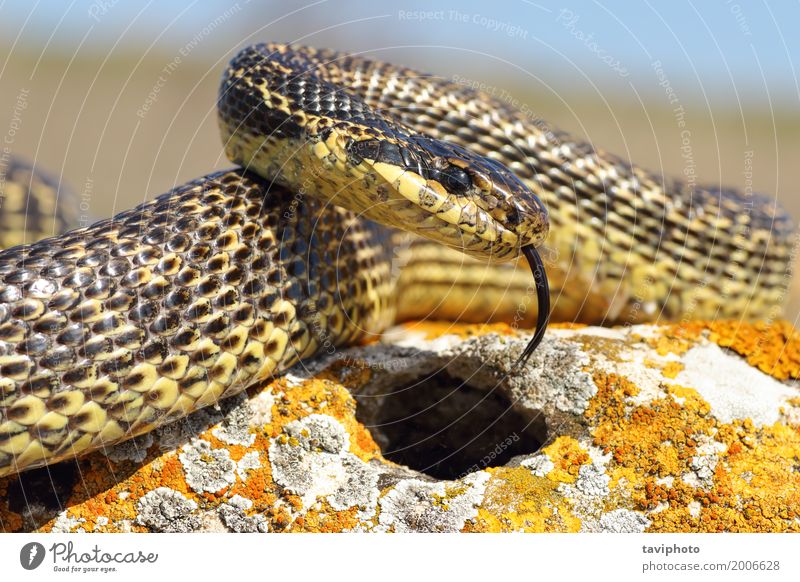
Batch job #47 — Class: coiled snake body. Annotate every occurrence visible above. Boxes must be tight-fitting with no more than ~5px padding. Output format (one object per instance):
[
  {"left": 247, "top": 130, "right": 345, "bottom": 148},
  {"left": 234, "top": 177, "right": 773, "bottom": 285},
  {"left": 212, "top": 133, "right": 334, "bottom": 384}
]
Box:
[{"left": 0, "top": 43, "right": 794, "bottom": 477}]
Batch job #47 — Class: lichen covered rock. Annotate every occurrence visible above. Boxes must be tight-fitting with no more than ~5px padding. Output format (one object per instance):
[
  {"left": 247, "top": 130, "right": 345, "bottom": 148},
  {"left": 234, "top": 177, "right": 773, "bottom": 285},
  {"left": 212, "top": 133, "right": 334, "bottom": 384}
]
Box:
[{"left": 1, "top": 320, "right": 799, "bottom": 533}]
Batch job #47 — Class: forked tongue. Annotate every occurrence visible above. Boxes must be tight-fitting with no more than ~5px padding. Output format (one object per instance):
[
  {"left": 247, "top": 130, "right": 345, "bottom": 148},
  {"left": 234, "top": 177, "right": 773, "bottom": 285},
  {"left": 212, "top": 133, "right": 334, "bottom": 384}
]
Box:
[{"left": 515, "top": 245, "right": 550, "bottom": 367}]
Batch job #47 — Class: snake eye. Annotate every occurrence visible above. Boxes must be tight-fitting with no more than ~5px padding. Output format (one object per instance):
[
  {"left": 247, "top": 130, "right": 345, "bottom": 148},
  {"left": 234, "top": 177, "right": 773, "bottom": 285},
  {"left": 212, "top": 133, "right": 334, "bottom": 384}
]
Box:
[{"left": 441, "top": 166, "right": 471, "bottom": 194}]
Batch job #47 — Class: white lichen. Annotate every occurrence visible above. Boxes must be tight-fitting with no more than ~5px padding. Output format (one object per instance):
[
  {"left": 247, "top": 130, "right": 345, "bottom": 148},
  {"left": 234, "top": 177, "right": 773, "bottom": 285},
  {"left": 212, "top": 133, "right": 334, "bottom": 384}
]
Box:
[
  {"left": 236, "top": 451, "right": 262, "bottom": 480},
  {"left": 521, "top": 454, "right": 555, "bottom": 477},
  {"left": 136, "top": 487, "right": 199, "bottom": 533},
  {"left": 179, "top": 439, "right": 236, "bottom": 494},
  {"left": 211, "top": 395, "right": 255, "bottom": 446},
  {"left": 575, "top": 463, "right": 611, "bottom": 497},
  {"left": 599, "top": 509, "right": 651, "bottom": 533},
  {"left": 377, "top": 472, "right": 490, "bottom": 533},
  {"left": 218, "top": 495, "right": 269, "bottom": 533},
  {"left": 104, "top": 432, "right": 154, "bottom": 464},
  {"left": 268, "top": 414, "right": 379, "bottom": 515}
]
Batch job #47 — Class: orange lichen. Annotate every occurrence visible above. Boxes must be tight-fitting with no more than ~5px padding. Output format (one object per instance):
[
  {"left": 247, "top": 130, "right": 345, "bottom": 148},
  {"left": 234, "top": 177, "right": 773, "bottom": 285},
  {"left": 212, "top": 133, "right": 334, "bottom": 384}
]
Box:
[
  {"left": 646, "top": 322, "right": 707, "bottom": 356},
  {"left": 399, "top": 320, "right": 586, "bottom": 341},
  {"left": 592, "top": 377, "right": 707, "bottom": 481},
  {"left": 706, "top": 320, "right": 800, "bottom": 381},
  {"left": 471, "top": 466, "right": 580, "bottom": 532},
  {"left": 400, "top": 321, "right": 520, "bottom": 340},
  {"left": 662, "top": 361, "right": 685, "bottom": 379},
  {"left": 585, "top": 373, "right": 640, "bottom": 429},
  {"left": 3, "top": 319, "right": 800, "bottom": 533},
  {"left": 655, "top": 320, "right": 800, "bottom": 381},
  {"left": 539, "top": 436, "right": 591, "bottom": 483},
  {"left": 0, "top": 369, "right": 379, "bottom": 532},
  {"left": 586, "top": 362, "right": 800, "bottom": 532}
]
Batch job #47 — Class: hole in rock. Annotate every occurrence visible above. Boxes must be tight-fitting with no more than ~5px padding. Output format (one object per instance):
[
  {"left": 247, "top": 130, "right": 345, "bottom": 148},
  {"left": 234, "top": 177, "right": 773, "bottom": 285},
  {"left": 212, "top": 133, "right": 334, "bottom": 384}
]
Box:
[
  {"left": 8, "top": 460, "right": 79, "bottom": 516},
  {"left": 355, "top": 369, "right": 546, "bottom": 480}
]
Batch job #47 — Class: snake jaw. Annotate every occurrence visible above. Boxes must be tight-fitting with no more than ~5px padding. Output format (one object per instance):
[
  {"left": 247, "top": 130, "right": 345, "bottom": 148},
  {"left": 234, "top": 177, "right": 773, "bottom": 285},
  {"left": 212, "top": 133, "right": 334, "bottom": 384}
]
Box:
[
  {"left": 465, "top": 156, "right": 550, "bottom": 250},
  {"left": 349, "top": 139, "right": 550, "bottom": 260},
  {"left": 418, "top": 140, "right": 551, "bottom": 255}
]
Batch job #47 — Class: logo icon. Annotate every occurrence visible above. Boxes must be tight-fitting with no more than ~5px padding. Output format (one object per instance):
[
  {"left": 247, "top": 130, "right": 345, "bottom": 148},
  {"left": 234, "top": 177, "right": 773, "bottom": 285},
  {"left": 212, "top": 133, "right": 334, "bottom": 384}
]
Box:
[{"left": 19, "top": 542, "right": 46, "bottom": 570}]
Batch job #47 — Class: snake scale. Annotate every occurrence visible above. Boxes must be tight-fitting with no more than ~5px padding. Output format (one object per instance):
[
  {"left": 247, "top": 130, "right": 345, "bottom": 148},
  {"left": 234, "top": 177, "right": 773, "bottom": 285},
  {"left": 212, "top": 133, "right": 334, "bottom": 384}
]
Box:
[{"left": 0, "top": 43, "right": 794, "bottom": 478}]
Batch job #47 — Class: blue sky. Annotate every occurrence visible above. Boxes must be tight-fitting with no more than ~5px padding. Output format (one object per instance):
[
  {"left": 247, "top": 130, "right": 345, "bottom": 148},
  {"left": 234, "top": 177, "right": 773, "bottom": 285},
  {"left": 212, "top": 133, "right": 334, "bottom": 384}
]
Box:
[{"left": 2, "top": 0, "right": 798, "bottom": 107}]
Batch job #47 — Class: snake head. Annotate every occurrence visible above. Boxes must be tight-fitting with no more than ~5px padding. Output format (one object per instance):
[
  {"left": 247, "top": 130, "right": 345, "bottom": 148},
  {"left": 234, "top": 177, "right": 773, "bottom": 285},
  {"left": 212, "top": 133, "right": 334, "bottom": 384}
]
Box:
[{"left": 348, "top": 135, "right": 549, "bottom": 261}]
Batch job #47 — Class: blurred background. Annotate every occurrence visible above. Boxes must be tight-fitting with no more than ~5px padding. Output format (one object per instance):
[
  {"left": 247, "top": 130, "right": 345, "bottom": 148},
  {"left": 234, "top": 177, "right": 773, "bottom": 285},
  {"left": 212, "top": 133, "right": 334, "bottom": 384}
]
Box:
[{"left": 1, "top": 0, "right": 799, "bottom": 312}]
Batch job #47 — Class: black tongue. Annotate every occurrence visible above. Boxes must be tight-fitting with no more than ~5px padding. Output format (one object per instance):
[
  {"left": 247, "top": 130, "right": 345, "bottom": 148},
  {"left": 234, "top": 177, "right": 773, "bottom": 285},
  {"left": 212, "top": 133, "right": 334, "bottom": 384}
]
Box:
[{"left": 515, "top": 245, "right": 551, "bottom": 367}]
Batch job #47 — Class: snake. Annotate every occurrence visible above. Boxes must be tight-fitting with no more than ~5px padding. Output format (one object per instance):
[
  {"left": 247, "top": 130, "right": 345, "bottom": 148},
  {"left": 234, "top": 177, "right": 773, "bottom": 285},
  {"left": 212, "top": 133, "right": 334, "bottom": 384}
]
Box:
[{"left": 0, "top": 43, "right": 794, "bottom": 478}]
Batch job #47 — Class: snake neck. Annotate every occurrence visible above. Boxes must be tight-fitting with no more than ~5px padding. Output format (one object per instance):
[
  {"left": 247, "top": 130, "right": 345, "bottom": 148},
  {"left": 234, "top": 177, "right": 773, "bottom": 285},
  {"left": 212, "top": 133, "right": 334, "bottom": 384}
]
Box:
[{"left": 218, "top": 44, "right": 549, "bottom": 262}]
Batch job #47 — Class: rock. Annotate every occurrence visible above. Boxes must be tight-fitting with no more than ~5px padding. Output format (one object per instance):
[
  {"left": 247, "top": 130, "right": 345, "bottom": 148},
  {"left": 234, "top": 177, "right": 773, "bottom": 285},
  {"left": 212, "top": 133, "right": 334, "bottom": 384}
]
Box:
[
  {"left": 135, "top": 488, "right": 200, "bottom": 533},
  {"left": 1, "top": 320, "right": 799, "bottom": 532}
]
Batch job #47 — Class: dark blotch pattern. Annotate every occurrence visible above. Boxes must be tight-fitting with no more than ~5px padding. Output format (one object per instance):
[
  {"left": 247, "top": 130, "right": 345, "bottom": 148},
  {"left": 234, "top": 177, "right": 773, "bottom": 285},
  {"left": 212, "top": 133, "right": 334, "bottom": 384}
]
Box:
[{"left": 0, "top": 169, "right": 395, "bottom": 477}]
